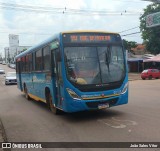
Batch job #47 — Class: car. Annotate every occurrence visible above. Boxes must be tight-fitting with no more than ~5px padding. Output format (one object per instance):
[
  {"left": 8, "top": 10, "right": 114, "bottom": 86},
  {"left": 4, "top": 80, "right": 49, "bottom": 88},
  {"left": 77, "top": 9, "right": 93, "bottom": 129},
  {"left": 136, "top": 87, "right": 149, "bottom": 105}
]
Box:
[
  {"left": 2, "top": 61, "right": 6, "bottom": 65},
  {"left": 0, "top": 68, "right": 5, "bottom": 74},
  {"left": 9, "top": 64, "right": 16, "bottom": 69},
  {"left": 141, "top": 69, "right": 160, "bottom": 80},
  {"left": 5, "top": 72, "right": 17, "bottom": 85}
]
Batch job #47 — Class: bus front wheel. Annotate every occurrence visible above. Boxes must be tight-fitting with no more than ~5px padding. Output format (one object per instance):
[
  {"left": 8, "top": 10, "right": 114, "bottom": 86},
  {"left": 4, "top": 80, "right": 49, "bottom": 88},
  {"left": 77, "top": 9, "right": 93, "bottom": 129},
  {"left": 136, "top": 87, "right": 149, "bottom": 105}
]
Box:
[{"left": 47, "top": 93, "right": 60, "bottom": 115}]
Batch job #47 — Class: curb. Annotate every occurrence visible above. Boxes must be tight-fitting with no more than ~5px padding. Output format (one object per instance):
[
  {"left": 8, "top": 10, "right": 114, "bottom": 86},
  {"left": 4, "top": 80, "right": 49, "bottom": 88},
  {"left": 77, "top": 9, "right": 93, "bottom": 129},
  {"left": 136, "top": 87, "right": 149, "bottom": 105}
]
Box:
[
  {"left": 0, "top": 118, "right": 11, "bottom": 151},
  {"left": 128, "top": 73, "right": 141, "bottom": 81},
  {"left": 129, "top": 79, "right": 141, "bottom": 81}
]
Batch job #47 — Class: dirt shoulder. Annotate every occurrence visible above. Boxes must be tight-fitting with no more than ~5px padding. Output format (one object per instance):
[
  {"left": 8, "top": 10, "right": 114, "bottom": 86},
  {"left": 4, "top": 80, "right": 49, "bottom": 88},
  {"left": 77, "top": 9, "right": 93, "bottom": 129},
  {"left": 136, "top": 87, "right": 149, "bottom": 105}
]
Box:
[{"left": 0, "top": 118, "right": 9, "bottom": 150}]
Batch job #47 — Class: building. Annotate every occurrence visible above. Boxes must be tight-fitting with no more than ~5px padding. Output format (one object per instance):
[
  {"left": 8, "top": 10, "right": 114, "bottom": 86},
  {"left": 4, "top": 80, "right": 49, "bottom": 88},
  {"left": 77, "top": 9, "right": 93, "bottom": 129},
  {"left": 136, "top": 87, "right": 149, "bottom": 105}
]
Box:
[
  {"left": 9, "top": 46, "right": 31, "bottom": 63},
  {"left": 131, "top": 44, "right": 147, "bottom": 55},
  {"left": 143, "top": 54, "right": 160, "bottom": 70},
  {"left": 4, "top": 34, "right": 31, "bottom": 63},
  {"left": 4, "top": 47, "right": 9, "bottom": 63},
  {"left": 17, "top": 46, "right": 31, "bottom": 54},
  {"left": 5, "top": 46, "right": 31, "bottom": 63},
  {"left": 127, "top": 44, "right": 156, "bottom": 72}
]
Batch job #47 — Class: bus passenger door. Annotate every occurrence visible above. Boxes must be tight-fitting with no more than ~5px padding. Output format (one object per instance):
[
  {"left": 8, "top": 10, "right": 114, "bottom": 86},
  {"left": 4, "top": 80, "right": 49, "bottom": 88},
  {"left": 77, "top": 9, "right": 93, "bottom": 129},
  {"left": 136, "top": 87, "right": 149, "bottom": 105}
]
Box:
[{"left": 51, "top": 49, "right": 63, "bottom": 108}]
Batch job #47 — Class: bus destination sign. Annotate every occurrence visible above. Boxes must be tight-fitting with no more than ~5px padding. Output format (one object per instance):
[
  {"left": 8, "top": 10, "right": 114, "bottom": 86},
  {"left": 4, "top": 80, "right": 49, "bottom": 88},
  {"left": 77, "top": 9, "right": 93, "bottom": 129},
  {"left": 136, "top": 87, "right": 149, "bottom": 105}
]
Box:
[
  {"left": 62, "top": 33, "right": 121, "bottom": 44},
  {"left": 70, "top": 35, "right": 111, "bottom": 42}
]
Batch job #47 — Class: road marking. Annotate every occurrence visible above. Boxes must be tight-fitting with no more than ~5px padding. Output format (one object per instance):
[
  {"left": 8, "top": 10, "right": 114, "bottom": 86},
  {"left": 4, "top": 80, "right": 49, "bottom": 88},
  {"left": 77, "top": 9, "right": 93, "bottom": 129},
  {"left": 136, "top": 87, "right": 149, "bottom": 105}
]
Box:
[
  {"left": 112, "top": 117, "right": 137, "bottom": 126},
  {"left": 98, "top": 119, "right": 126, "bottom": 128},
  {"left": 98, "top": 117, "right": 138, "bottom": 129}
]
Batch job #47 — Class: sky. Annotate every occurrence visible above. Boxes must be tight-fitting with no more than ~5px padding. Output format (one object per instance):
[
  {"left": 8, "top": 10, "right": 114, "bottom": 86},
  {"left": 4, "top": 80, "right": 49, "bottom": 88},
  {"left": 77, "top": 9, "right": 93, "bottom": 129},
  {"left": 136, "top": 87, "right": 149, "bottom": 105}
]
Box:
[{"left": 0, "top": 0, "right": 152, "bottom": 57}]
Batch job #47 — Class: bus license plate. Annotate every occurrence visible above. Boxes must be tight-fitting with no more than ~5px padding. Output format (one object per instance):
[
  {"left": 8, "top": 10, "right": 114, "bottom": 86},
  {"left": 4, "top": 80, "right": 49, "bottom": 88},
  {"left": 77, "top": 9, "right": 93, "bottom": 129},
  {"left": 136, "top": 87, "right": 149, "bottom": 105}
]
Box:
[{"left": 98, "top": 103, "right": 109, "bottom": 109}]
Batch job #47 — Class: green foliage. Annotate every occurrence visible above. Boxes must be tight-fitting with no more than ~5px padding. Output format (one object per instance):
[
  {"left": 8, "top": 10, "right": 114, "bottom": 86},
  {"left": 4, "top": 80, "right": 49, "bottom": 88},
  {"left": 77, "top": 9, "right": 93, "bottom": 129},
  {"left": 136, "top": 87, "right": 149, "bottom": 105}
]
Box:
[
  {"left": 140, "top": 3, "right": 160, "bottom": 55},
  {"left": 22, "top": 48, "right": 27, "bottom": 52},
  {"left": 123, "top": 39, "right": 137, "bottom": 54}
]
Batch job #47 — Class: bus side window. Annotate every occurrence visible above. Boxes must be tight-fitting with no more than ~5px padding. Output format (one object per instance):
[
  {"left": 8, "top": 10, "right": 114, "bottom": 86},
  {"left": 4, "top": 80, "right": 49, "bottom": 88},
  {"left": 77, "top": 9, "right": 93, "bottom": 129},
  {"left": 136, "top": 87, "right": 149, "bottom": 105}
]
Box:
[
  {"left": 43, "top": 46, "right": 50, "bottom": 71},
  {"left": 35, "top": 49, "right": 42, "bottom": 71},
  {"left": 51, "top": 50, "right": 56, "bottom": 76}
]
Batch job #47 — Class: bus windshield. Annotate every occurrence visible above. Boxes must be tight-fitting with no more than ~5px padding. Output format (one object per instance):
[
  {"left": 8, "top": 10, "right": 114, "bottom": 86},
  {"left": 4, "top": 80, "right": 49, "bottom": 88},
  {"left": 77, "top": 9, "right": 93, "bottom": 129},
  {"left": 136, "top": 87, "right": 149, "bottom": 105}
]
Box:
[{"left": 64, "top": 46, "right": 125, "bottom": 85}]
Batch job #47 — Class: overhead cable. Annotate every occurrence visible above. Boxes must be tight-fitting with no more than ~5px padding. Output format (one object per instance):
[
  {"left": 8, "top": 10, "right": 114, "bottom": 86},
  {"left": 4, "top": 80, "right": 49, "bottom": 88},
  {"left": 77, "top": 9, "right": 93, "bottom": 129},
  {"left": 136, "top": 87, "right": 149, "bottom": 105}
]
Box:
[
  {"left": 121, "top": 31, "right": 141, "bottom": 36},
  {"left": 119, "top": 26, "right": 140, "bottom": 33},
  {"left": 0, "top": 2, "right": 143, "bottom": 16}
]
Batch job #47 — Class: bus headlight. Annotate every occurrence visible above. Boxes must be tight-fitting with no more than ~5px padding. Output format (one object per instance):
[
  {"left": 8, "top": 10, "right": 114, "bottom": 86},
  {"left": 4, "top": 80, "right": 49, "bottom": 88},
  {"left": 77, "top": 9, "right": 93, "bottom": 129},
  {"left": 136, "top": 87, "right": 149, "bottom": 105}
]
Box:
[
  {"left": 121, "top": 82, "right": 128, "bottom": 94},
  {"left": 66, "top": 88, "right": 82, "bottom": 100}
]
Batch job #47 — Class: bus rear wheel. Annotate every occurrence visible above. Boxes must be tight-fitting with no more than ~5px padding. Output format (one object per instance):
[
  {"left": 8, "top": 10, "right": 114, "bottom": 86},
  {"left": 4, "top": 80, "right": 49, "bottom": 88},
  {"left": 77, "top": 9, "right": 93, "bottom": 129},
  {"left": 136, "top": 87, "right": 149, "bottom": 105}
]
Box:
[
  {"left": 24, "top": 86, "right": 30, "bottom": 100},
  {"left": 48, "top": 93, "right": 60, "bottom": 115}
]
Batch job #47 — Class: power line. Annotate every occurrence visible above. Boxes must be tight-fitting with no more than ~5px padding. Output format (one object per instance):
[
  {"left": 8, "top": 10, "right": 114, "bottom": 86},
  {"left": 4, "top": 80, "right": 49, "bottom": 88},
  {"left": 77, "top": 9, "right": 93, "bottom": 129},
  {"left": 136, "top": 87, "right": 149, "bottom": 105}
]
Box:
[
  {"left": 0, "top": 0, "right": 150, "bottom": 6},
  {"left": 119, "top": 26, "right": 140, "bottom": 33},
  {"left": 0, "top": 31, "right": 52, "bottom": 35},
  {"left": 0, "top": 2, "right": 143, "bottom": 16},
  {"left": 0, "top": 2, "right": 64, "bottom": 11},
  {"left": 112, "top": 0, "right": 150, "bottom": 2},
  {"left": 121, "top": 31, "right": 141, "bottom": 36}
]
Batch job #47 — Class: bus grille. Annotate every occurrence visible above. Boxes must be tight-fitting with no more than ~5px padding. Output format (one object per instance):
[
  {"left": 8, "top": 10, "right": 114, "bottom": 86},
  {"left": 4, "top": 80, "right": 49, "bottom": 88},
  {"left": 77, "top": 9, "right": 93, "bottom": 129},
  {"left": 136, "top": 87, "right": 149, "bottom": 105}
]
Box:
[{"left": 85, "top": 98, "right": 118, "bottom": 108}]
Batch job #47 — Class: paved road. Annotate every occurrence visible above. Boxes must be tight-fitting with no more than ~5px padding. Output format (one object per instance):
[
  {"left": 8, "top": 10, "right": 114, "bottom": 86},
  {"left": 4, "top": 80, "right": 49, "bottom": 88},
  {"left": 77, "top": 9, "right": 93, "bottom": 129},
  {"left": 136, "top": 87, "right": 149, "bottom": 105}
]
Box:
[{"left": 0, "top": 64, "right": 160, "bottom": 151}]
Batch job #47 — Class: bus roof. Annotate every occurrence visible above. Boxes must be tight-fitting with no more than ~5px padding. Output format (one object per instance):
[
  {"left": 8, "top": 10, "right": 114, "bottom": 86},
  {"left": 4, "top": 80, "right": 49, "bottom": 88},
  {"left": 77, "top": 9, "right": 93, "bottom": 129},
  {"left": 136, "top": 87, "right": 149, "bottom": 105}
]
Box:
[
  {"left": 15, "top": 34, "right": 59, "bottom": 59},
  {"left": 15, "top": 30, "right": 120, "bottom": 59},
  {"left": 61, "top": 30, "right": 119, "bottom": 35}
]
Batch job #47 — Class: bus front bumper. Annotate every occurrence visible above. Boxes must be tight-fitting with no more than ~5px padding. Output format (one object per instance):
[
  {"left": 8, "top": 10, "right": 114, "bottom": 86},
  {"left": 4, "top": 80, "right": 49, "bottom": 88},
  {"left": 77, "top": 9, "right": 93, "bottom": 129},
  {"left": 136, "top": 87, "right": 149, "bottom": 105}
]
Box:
[{"left": 64, "top": 93, "right": 128, "bottom": 113}]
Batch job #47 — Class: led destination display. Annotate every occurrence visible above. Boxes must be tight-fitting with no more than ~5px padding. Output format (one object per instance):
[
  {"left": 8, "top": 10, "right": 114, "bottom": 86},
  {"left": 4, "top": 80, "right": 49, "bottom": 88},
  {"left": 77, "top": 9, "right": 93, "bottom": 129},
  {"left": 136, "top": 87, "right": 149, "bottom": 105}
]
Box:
[{"left": 62, "top": 33, "right": 121, "bottom": 44}]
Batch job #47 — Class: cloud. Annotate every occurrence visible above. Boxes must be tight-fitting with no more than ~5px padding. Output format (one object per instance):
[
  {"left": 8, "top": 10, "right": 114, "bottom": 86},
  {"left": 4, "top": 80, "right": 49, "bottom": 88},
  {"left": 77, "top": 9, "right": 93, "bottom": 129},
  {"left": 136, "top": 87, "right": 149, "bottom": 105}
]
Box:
[{"left": 0, "top": 0, "right": 152, "bottom": 56}]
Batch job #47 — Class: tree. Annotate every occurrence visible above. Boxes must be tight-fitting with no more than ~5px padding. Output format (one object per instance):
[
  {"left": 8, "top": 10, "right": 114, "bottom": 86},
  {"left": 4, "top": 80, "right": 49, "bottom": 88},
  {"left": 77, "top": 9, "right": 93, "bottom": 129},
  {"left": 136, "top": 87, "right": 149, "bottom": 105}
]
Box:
[
  {"left": 123, "top": 39, "right": 137, "bottom": 54},
  {"left": 23, "top": 48, "right": 27, "bottom": 51},
  {"left": 140, "top": 3, "right": 160, "bottom": 55}
]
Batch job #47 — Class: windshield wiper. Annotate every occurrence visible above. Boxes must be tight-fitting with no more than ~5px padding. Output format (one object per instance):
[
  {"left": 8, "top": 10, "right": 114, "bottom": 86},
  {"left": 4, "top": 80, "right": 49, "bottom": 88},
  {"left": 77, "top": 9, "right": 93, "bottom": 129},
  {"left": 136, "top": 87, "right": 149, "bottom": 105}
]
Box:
[{"left": 105, "top": 47, "right": 111, "bottom": 72}]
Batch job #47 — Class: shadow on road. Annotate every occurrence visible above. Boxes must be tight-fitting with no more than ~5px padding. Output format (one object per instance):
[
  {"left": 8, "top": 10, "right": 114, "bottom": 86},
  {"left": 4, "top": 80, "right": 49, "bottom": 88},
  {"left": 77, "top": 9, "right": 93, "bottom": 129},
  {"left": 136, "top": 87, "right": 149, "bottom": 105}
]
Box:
[
  {"left": 63, "top": 109, "right": 126, "bottom": 123},
  {"left": 23, "top": 95, "right": 126, "bottom": 123}
]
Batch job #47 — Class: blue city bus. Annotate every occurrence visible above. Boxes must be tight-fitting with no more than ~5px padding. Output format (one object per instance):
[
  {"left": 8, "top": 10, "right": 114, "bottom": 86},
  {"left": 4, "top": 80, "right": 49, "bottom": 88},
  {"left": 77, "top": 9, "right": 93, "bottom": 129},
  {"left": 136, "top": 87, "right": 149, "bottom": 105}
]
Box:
[{"left": 15, "top": 31, "right": 128, "bottom": 114}]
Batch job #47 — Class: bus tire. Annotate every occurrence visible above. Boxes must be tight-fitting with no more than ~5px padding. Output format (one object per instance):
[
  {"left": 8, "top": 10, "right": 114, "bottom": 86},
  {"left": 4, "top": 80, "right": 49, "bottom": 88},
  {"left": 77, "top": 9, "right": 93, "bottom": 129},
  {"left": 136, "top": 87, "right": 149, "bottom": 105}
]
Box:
[
  {"left": 24, "top": 85, "right": 30, "bottom": 100},
  {"left": 47, "top": 93, "right": 60, "bottom": 115}
]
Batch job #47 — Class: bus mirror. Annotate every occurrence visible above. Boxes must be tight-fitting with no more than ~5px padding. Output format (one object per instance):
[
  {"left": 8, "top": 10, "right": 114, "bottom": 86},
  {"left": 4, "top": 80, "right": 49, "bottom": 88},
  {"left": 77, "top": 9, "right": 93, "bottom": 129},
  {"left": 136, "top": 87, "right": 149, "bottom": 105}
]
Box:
[{"left": 50, "top": 41, "right": 59, "bottom": 50}]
